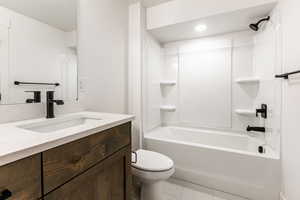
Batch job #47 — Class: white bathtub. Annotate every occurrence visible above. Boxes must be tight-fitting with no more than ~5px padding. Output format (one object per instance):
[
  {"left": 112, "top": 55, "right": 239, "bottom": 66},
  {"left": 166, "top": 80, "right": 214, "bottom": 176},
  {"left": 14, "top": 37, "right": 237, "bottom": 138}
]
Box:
[{"left": 144, "top": 126, "right": 280, "bottom": 200}]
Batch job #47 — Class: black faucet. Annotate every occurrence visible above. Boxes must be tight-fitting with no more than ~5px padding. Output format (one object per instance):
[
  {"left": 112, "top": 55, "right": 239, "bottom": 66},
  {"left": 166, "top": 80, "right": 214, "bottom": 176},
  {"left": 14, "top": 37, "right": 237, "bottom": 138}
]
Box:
[
  {"left": 247, "top": 126, "right": 266, "bottom": 133},
  {"left": 256, "top": 104, "right": 267, "bottom": 119},
  {"left": 25, "top": 91, "right": 41, "bottom": 103},
  {"left": 46, "top": 91, "right": 64, "bottom": 119}
]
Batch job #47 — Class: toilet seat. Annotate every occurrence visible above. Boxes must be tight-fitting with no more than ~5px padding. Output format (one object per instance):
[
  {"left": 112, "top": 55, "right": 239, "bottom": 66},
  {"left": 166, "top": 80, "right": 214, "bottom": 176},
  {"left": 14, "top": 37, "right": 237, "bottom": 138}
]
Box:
[
  {"left": 131, "top": 150, "right": 175, "bottom": 198},
  {"left": 132, "top": 149, "right": 174, "bottom": 172}
]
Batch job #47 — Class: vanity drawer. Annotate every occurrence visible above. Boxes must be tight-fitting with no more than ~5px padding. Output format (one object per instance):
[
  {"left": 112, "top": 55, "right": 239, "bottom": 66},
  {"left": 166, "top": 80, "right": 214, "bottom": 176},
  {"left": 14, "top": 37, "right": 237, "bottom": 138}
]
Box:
[
  {"left": 0, "top": 154, "right": 42, "bottom": 200},
  {"left": 43, "top": 122, "right": 131, "bottom": 194},
  {"left": 43, "top": 146, "right": 131, "bottom": 200}
]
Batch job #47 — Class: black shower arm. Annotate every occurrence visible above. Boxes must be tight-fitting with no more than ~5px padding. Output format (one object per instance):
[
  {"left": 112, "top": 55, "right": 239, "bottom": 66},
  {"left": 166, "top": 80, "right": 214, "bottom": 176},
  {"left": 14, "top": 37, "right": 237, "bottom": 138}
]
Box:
[
  {"left": 256, "top": 16, "right": 271, "bottom": 25},
  {"left": 275, "top": 70, "right": 300, "bottom": 79}
]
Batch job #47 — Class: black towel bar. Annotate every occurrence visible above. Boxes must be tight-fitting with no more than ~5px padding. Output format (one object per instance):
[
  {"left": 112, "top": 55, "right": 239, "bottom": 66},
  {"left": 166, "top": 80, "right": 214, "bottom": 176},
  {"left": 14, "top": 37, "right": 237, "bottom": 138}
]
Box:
[
  {"left": 14, "top": 81, "right": 60, "bottom": 86},
  {"left": 275, "top": 70, "right": 300, "bottom": 79}
]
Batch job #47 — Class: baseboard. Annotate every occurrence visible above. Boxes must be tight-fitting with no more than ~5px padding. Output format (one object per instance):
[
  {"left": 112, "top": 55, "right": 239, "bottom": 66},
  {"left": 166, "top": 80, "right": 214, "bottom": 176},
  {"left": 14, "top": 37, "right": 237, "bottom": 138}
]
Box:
[{"left": 280, "top": 192, "right": 287, "bottom": 200}]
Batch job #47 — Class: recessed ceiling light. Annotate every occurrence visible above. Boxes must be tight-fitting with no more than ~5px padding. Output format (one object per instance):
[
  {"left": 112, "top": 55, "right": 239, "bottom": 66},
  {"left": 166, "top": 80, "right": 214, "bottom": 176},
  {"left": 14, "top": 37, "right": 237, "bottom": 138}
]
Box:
[{"left": 194, "top": 24, "right": 207, "bottom": 32}]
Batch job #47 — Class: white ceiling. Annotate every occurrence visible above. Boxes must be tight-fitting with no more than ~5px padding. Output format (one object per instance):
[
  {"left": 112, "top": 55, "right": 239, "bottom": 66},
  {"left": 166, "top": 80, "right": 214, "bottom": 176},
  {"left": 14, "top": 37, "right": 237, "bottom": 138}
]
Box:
[
  {"left": 0, "top": 0, "right": 77, "bottom": 31},
  {"left": 149, "top": 3, "right": 276, "bottom": 43},
  {"left": 0, "top": 0, "right": 171, "bottom": 31}
]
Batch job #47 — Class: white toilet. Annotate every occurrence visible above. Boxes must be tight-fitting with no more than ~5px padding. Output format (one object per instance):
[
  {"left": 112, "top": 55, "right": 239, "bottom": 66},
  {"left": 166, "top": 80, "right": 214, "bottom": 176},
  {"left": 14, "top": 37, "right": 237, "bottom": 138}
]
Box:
[{"left": 132, "top": 149, "right": 175, "bottom": 200}]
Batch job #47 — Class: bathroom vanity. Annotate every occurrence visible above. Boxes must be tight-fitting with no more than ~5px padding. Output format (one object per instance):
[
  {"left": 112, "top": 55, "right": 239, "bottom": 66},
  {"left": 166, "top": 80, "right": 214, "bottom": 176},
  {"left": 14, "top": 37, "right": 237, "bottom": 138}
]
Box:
[{"left": 0, "top": 112, "right": 134, "bottom": 200}]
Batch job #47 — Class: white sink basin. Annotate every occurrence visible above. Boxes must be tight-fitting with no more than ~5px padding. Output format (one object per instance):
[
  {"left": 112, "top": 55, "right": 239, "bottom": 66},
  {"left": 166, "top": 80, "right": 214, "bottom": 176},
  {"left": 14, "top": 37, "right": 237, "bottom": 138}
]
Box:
[{"left": 18, "top": 116, "right": 102, "bottom": 133}]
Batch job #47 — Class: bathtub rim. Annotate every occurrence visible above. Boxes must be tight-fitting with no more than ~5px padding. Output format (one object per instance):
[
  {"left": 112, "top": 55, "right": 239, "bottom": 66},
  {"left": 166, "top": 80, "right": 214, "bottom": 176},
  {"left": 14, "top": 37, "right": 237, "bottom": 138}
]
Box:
[{"left": 144, "top": 126, "right": 280, "bottom": 160}]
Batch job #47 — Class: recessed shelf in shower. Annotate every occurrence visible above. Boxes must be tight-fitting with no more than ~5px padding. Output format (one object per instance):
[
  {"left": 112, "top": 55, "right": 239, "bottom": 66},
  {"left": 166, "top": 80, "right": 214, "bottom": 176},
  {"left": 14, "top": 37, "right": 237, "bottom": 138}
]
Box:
[
  {"left": 235, "top": 77, "right": 260, "bottom": 84},
  {"left": 160, "top": 105, "right": 176, "bottom": 112},
  {"left": 235, "top": 109, "right": 256, "bottom": 116},
  {"left": 160, "top": 81, "right": 177, "bottom": 86}
]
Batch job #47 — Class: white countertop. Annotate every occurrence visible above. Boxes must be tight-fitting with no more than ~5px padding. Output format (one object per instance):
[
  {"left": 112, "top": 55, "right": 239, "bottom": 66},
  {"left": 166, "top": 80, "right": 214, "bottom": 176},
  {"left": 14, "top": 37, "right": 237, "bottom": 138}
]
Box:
[{"left": 0, "top": 112, "right": 134, "bottom": 167}]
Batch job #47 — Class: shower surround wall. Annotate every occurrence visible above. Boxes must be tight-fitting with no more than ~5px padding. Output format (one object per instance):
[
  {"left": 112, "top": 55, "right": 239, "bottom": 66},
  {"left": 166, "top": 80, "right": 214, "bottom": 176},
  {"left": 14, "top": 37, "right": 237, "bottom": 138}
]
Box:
[
  {"left": 163, "top": 39, "right": 233, "bottom": 129},
  {"left": 144, "top": 29, "right": 281, "bottom": 155},
  {"left": 143, "top": 32, "right": 163, "bottom": 131},
  {"left": 252, "top": 7, "right": 282, "bottom": 153},
  {"left": 144, "top": 31, "right": 257, "bottom": 131}
]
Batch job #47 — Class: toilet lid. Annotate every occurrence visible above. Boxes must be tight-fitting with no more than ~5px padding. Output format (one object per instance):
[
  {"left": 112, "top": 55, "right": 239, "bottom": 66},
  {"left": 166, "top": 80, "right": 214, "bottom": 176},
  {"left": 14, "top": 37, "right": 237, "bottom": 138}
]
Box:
[{"left": 132, "top": 150, "right": 174, "bottom": 172}]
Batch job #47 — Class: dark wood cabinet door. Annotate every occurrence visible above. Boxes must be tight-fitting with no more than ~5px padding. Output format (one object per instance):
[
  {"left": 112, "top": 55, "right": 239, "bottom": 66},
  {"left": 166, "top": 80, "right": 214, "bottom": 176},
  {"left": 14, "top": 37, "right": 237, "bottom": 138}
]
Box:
[
  {"left": 0, "top": 154, "right": 42, "bottom": 200},
  {"left": 43, "top": 123, "right": 131, "bottom": 193},
  {"left": 44, "top": 146, "right": 132, "bottom": 200}
]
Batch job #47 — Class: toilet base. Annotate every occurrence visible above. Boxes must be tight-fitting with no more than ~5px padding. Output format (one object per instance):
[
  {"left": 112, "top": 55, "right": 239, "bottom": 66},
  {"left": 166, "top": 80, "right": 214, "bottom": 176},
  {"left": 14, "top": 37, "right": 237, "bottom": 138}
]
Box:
[{"left": 141, "top": 181, "right": 163, "bottom": 200}]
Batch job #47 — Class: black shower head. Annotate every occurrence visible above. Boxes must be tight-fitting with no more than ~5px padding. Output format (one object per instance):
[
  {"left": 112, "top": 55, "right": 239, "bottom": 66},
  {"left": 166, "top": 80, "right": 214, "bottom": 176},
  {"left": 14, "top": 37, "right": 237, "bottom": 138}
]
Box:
[
  {"left": 249, "top": 23, "right": 259, "bottom": 31},
  {"left": 249, "top": 16, "right": 270, "bottom": 31}
]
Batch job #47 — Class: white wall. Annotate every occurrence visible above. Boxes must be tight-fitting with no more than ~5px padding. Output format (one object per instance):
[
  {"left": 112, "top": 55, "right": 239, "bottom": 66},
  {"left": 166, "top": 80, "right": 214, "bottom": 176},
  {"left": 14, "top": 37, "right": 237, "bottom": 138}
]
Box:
[
  {"left": 78, "top": 0, "right": 128, "bottom": 114},
  {"left": 280, "top": 0, "right": 300, "bottom": 199},
  {"left": 147, "top": 0, "right": 278, "bottom": 30},
  {"left": 65, "top": 30, "right": 77, "bottom": 48},
  {"left": 128, "top": 2, "right": 144, "bottom": 150}
]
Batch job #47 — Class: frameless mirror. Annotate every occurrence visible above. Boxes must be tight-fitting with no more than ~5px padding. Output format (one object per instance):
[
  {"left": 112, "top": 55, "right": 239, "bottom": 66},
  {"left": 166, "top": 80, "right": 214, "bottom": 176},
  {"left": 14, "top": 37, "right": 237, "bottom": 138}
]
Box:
[{"left": 0, "top": 0, "right": 78, "bottom": 105}]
